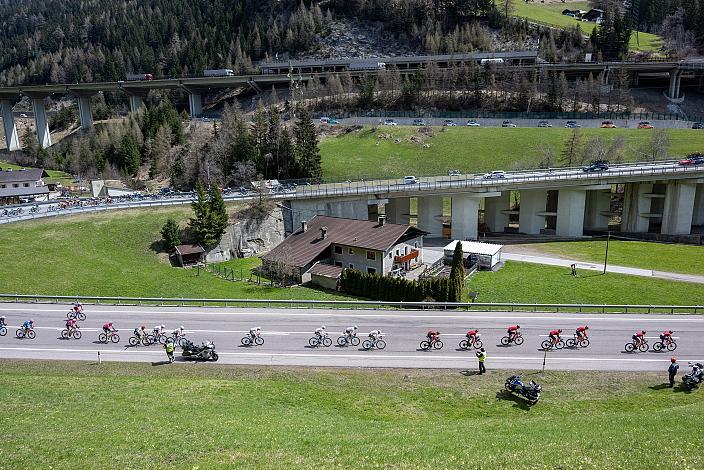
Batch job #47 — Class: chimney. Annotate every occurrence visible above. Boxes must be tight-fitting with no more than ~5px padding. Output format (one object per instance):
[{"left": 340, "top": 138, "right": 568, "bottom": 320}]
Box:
[
  {"left": 320, "top": 226, "right": 328, "bottom": 239},
  {"left": 378, "top": 215, "right": 386, "bottom": 226},
  {"left": 301, "top": 220, "right": 307, "bottom": 232}
]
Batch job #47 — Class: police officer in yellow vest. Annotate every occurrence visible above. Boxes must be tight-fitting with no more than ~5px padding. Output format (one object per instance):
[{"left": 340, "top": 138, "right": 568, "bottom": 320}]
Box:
[
  {"left": 164, "top": 338, "right": 176, "bottom": 363},
  {"left": 476, "top": 348, "right": 487, "bottom": 375}
]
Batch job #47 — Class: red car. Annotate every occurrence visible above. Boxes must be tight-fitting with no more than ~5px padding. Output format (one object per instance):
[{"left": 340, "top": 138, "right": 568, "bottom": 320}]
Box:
[{"left": 678, "top": 155, "right": 704, "bottom": 166}]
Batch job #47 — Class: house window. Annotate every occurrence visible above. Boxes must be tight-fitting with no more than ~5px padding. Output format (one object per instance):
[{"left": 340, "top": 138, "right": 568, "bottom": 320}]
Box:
[
  {"left": 395, "top": 249, "right": 399, "bottom": 256},
  {"left": 366, "top": 251, "right": 376, "bottom": 260},
  {"left": 23, "top": 183, "right": 29, "bottom": 187},
  {"left": 367, "top": 267, "right": 377, "bottom": 274},
  {"left": 335, "top": 261, "right": 342, "bottom": 267},
  {"left": 388, "top": 252, "right": 392, "bottom": 258},
  {"left": 0, "top": 184, "right": 5, "bottom": 188},
  {"left": 13, "top": 183, "right": 18, "bottom": 188},
  {"left": 334, "top": 246, "right": 342, "bottom": 254},
  {"left": 349, "top": 263, "right": 354, "bottom": 269},
  {"left": 414, "top": 242, "right": 418, "bottom": 248},
  {"left": 348, "top": 248, "right": 354, "bottom": 255}
]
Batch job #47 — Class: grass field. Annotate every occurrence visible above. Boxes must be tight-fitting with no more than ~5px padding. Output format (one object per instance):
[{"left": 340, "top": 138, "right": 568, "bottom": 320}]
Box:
[
  {"left": 0, "top": 207, "right": 347, "bottom": 301},
  {"left": 514, "top": 240, "right": 704, "bottom": 276},
  {"left": 318, "top": 127, "right": 704, "bottom": 180},
  {"left": 0, "top": 361, "right": 701, "bottom": 468},
  {"left": 512, "top": 1, "right": 662, "bottom": 52},
  {"left": 466, "top": 261, "right": 704, "bottom": 305}
]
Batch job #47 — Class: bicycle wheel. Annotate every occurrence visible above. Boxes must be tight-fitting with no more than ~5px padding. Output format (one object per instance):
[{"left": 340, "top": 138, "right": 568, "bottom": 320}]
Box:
[
  {"left": 350, "top": 336, "right": 360, "bottom": 346},
  {"left": 322, "top": 337, "right": 332, "bottom": 347},
  {"left": 111, "top": 334, "right": 120, "bottom": 343},
  {"left": 0, "top": 327, "right": 6, "bottom": 336},
  {"left": 580, "top": 339, "right": 590, "bottom": 348},
  {"left": 459, "top": 339, "right": 469, "bottom": 350},
  {"left": 376, "top": 339, "right": 386, "bottom": 350},
  {"left": 556, "top": 340, "right": 565, "bottom": 350},
  {"left": 241, "top": 336, "right": 251, "bottom": 346},
  {"left": 61, "top": 329, "right": 70, "bottom": 339},
  {"left": 514, "top": 336, "right": 524, "bottom": 345},
  {"left": 541, "top": 340, "right": 552, "bottom": 350},
  {"left": 337, "top": 336, "right": 348, "bottom": 346},
  {"left": 77, "top": 312, "right": 86, "bottom": 321},
  {"left": 474, "top": 339, "right": 483, "bottom": 349},
  {"left": 667, "top": 342, "right": 677, "bottom": 351},
  {"left": 159, "top": 335, "right": 167, "bottom": 345},
  {"left": 500, "top": 336, "right": 510, "bottom": 346},
  {"left": 15, "top": 329, "right": 24, "bottom": 339},
  {"left": 434, "top": 340, "right": 443, "bottom": 350},
  {"left": 27, "top": 330, "right": 36, "bottom": 339},
  {"left": 129, "top": 337, "right": 138, "bottom": 346},
  {"left": 420, "top": 340, "right": 430, "bottom": 351},
  {"left": 362, "top": 340, "right": 372, "bottom": 349},
  {"left": 624, "top": 342, "right": 634, "bottom": 353},
  {"left": 255, "top": 336, "right": 264, "bottom": 346},
  {"left": 565, "top": 338, "right": 576, "bottom": 348},
  {"left": 98, "top": 333, "right": 107, "bottom": 343},
  {"left": 639, "top": 342, "right": 649, "bottom": 352},
  {"left": 67, "top": 311, "right": 76, "bottom": 320},
  {"left": 74, "top": 330, "right": 82, "bottom": 340},
  {"left": 309, "top": 337, "right": 319, "bottom": 347},
  {"left": 142, "top": 337, "right": 151, "bottom": 346},
  {"left": 653, "top": 342, "right": 663, "bottom": 352}
]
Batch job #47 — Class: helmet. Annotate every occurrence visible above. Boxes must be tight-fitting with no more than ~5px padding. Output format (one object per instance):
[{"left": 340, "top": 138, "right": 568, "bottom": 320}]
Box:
[
  {"left": 353, "top": 325, "right": 358, "bottom": 330},
  {"left": 161, "top": 324, "right": 165, "bottom": 329},
  {"left": 321, "top": 325, "right": 326, "bottom": 329},
  {"left": 643, "top": 330, "right": 646, "bottom": 334},
  {"left": 671, "top": 357, "right": 677, "bottom": 363},
  {"left": 256, "top": 326, "right": 261, "bottom": 330},
  {"left": 141, "top": 325, "right": 146, "bottom": 329},
  {"left": 180, "top": 325, "right": 184, "bottom": 330},
  {"left": 558, "top": 329, "right": 562, "bottom": 333},
  {"left": 108, "top": 322, "right": 112, "bottom": 326},
  {"left": 30, "top": 319, "right": 34, "bottom": 323},
  {"left": 0, "top": 315, "right": 5, "bottom": 320},
  {"left": 668, "top": 330, "right": 673, "bottom": 334},
  {"left": 585, "top": 326, "right": 589, "bottom": 330},
  {"left": 516, "top": 325, "right": 520, "bottom": 328}
]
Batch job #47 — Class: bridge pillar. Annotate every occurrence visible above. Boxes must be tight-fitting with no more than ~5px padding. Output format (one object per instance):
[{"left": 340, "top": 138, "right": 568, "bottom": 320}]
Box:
[
  {"left": 188, "top": 93, "right": 203, "bottom": 118},
  {"left": 484, "top": 191, "right": 510, "bottom": 233},
  {"left": 693, "top": 184, "right": 704, "bottom": 227},
  {"left": 621, "top": 183, "right": 652, "bottom": 233},
  {"left": 583, "top": 189, "right": 611, "bottom": 231},
  {"left": 31, "top": 97, "right": 51, "bottom": 149},
  {"left": 665, "top": 69, "right": 684, "bottom": 102},
  {"left": 128, "top": 95, "right": 145, "bottom": 113},
  {"left": 76, "top": 95, "right": 93, "bottom": 130},
  {"left": 0, "top": 99, "right": 20, "bottom": 151},
  {"left": 417, "top": 196, "right": 444, "bottom": 237},
  {"left": 451, "top": 195, "right": 479, "bottom": 241},
  {"left": 555, "top": 189, "right": 586, "bottom": 237},
  {"left": 661, "top": 181, "right": 697, "bottom": 235},
  {"left": 385, "top": 197, "right": 410, "bottom": 225},
  {"left": 519, "top": 189, "right": 547, "bottom": 235}
]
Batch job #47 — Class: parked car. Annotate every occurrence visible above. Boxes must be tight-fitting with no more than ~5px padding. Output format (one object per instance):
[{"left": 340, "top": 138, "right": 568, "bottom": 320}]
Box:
[
  {"left": 637, "top": 121, "right": 654, "bottom": 129},
  {"left": 502, "top": 120, "right": 517, "bottom": 128},
  {"left": 412, "top": 118, "right": 426, "bottom": 126},
  {"left": 466, "top": 120, "right": 481, "bottom": 127},
  {"left": 448, "top": 170, "right": 462, "bottom": 176},
  {"left": 483, "top": 170, "right": 506, "bottom": 179},
  {"left": 564, "top": 120, "right": 581, "bottom": 128},
  {"left": 678, "top": 154, "right": 704, "bottom": 166},
  {"left": 383, "top": 119, "right": 398, "bottom": 126},
  {"left": 601, "top": 120, "right": 617, "bottom": 128},
  {"left": 582, "top": 160, "right": 609, "bottom": 172},
  {"left": 537, "top": 120, "right": 552, "bottom": 128},
  {"left": 319, "top": 116, "right": 331, "bottom": 123},
  {"left": 403, "top": 175, "right": 418, "bottom": 184},
  {"left": 327, "top": 118, "right": 339, "bottom": 125},
  {"left": 692, "top": 122, "right": 704, "bottom": 129},
  {"left": 443, "top": 119, "right": 457, "bottom": 127}
]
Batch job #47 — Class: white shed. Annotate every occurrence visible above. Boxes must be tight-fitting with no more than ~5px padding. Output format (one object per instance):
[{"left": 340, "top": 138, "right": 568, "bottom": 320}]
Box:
[{"left": 443, "top": 240, "right": 503, "bottom": 269}]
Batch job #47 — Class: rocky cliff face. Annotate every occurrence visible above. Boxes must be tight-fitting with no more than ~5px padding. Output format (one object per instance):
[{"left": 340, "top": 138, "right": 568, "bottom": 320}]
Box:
[{"left": 206, "top": 206, "right": 285, "bottom": 263}]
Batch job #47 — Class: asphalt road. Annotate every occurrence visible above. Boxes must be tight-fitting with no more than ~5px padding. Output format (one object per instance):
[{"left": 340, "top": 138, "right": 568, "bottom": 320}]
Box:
[{"left": 1, "top": 303, "right": 702, "bottom": 371}]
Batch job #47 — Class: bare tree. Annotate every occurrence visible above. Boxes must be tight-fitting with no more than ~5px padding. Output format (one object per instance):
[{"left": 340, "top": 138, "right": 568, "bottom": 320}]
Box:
[
  {"left": 536, "top": 143, "right": 557, "bottom": 169},
  {"left": 635, "top": 129, "right": 672, "bottom": 162},
  {"left": 661, "top": 9, "right": 697, "bottom": 59},
  {"left": 560, "top": 128, "right": 583, "bottom": 167},
  {"left": 581, "top": 137, "right": 609, "bottom": 165}
]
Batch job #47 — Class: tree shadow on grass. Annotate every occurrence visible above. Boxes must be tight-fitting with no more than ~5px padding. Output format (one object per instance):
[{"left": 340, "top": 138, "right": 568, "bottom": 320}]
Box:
[
  {"left": 648, "top": 383, "right": 672, "bottom": 391},
  {"left": 672, "top": 384, "right": 694, "bottom": 394},
  {"left": 495, "top": 390, "right": 533, "bottom": 410},
  {"left": 459, "top": 370, "right": 482, "bottom": 377}
]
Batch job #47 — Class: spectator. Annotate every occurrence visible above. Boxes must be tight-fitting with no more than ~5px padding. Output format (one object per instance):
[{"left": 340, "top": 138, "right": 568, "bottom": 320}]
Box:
[
  {"left": 476, "top": 348, "right": 487, "bottom": 375},
  {"left": 668, "top": 357, "right": 679, "bottom": 387}
]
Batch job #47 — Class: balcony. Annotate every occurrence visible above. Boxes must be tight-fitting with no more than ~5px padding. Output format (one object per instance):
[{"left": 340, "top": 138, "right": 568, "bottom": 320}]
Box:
[{"left": 394, "top": 250, "right": 419, "bottom": 264}]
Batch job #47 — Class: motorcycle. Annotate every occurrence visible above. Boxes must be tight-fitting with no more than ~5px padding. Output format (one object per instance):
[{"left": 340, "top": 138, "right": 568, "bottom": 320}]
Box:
[
  {"left": 181, "top": 339, "right": 219, "bottom": 361},
  {"left": 504, "top": 375, "right": 542, "bottom": 405},
  {"left": 682, "top": 362, "right": 704, "bottom": 391}
]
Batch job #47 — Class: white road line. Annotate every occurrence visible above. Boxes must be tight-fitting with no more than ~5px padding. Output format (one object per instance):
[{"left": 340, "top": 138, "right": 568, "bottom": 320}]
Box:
[{"left": 0, "top": 347, "right": 700, "bottom": 363}]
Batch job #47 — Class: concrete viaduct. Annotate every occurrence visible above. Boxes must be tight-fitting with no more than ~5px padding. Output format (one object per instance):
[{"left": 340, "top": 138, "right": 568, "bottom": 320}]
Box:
[
  {"left": 1, "top": 50, "right": 703, "bottom": 151},
  {"left": 282, "top": 161, "right": 704, "bottom": 240}
]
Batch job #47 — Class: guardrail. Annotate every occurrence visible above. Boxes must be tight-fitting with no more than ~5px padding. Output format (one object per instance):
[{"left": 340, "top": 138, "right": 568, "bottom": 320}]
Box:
[{"left": 0, "top": 294, "right": 701, "bottom": 314}]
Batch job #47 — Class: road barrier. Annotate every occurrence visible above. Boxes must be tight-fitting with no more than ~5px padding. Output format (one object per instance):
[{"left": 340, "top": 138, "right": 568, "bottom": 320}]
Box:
[{"left": 0, "top": 294, "right": 701, "bottom": 314}]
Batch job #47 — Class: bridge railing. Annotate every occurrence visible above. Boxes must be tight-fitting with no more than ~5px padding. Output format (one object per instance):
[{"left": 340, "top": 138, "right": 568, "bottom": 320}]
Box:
[{"left": 0, "top": 293, "right": 701, "bottom": 314}]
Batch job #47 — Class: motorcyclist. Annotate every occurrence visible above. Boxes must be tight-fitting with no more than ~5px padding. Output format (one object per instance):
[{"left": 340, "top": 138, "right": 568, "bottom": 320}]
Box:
[
  {"left": 507, "top": 325, "right": 520, "bottom": 342},
  {"left": 22, "top": 320, "right": 34, "bottom": 331},
  {"left": 549, "top": 329, "right": 562, "bottom": 345},
  {"left": 249, "top": 326, "right": 262, "bottom": 339},
  {"left": 345, "top": 326, "right": 358, "bottom": 338},
  {"left": 632, "top": 330, "right": 646, "bottom": 347},
  {"left": 426, "top": 330, "right": 440, "bottom": 343},
  {"left": 660, "top": 330, "right": 674, "bottom": 343},
  {"left": 315, "top": 326, "right": 327, "bottom": 338},
  {"left": 576, "top": 325, "right": 589, "bottom": 340}
]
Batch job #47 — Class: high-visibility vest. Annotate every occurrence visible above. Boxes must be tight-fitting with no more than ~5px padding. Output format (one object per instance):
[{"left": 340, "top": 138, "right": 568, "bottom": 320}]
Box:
[
  {"left": 478, "top": 352, "right": 486, "bottom": 362},
  {"left": 165, "top": 342, "right": 175, "bottom": 353}
]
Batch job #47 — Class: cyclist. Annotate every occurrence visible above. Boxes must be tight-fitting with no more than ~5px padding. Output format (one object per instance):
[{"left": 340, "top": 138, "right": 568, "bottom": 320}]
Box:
[
  {"left": 0, "top": 316, "right": 6, "bottom": 327},
  {"left": 65, "top": 318, "right": 78, "bottom": 335},
  {"left": 102, "top": 322, "right": 116, "bottom": 335},
  {"left": 249, "top": 326, "right": 262, "bottom": 339},
  {"left": 73, "top": 302, "right": 83, "bottom": 314},
  {"left": 153, "top": 324, "right": 165, "bottom": 338},
  {"left": 466, "top": 329, "right": 479, "bottom": 345},
  {"left": 22, "top": 319, "right": 34, "bottom": 331},
  {"left": 576, "top": 325, "right": 589, "bottom": 340},
  {"left": 134, "top": 325, "right": 147, "bottom": 340},
  {"left": 507, "top": 325, "right": 520, "bottom": 342},
  {"left": 369, "top": 330, "right": 382, "bottom": 341},
  {"left": 660, "top": 330, "right": 674, "bottom": 344},
  {"left": 548, "top": 329, "right": 562, "bottom": 345},
  {"left": 315, "top": 325, "right": 327, "bottom": 338},
  {"left": 344, "top": 325, "right": 358, "bottom": 338},
  {"left": 632, "top": 330, "right": 646, "bottom": 347},
  {"left": 172, "top": 326, "right": 185, "bottom": 340},
  {"left": 426, "top": 329, "right": 440, "bottom": 344}
]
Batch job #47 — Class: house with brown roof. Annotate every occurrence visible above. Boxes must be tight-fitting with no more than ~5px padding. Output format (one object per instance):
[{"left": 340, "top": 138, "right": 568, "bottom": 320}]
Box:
[{"left": 261, "top": 215, "right": 427, "bottom": 286}]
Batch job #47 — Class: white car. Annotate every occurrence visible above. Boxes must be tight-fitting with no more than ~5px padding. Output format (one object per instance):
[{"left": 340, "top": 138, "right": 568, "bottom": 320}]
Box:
[
  {"left": 466, "top": 120, "right": 480, "bottom": 127},
  {"left": 448, "top": 170, "right": 461, "bottom": 176},
  {"left": 383, "top": 119, "right": 398, "bottom": 126},
  {"left": 483, "top": 171, "right": 506, "bottom": 180},
  {"left": 443, "top": 119, "right": 457, "bottom": 127},
  {"left": 403, "top": 176, "right": 418, "bottom": 184}
]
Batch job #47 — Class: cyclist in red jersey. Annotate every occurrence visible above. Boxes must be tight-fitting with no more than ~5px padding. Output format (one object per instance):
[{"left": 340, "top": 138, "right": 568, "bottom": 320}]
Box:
[
  {"left": 549, "top": 329, "right": 562, "bottom": 344},
  {"left": 507, "top": 325, "right": 520, "bottom": 342},
  {"left": 576, "top": 325, "right": 589, "bottom": 340}
]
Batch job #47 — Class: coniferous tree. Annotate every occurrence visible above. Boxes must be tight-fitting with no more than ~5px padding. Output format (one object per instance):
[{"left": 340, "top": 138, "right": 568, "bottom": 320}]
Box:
[
  {"left": 160, "top": 218, "right": 181, "bottom": 250},
  {"left": 189, "top": 182, "right": 212, "bottom": 247},
  {"left": 448, "top": 241, "right": 465, "bottom": 302},
  {"left": 293, "top": 109, "right": 322, "bottom": 180}
]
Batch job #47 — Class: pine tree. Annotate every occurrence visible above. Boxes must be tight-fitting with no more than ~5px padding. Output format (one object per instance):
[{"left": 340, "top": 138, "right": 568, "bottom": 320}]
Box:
[
  {"left": 189, "top": 182, "right": 212, "bottom": 247},
  {"left": 293, "top": 108, "right": 322, "bottom": 180},
  {"left": 160, "top": 218, "right": 181, "bottom": 250},
  {"left": 448, "top": 241, "right": 465, "bottom": 302},
  {"left": 208, "top": 183, "right": 229, "bottom": 243},
  {"left": 120, "top": 133, "right": 141, "bottom": 176}
]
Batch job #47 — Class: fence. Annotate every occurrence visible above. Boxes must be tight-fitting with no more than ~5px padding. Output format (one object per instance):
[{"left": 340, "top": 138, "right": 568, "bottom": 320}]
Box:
[{"left": 0, "top": 293, "right": 701, "bottom": 314}]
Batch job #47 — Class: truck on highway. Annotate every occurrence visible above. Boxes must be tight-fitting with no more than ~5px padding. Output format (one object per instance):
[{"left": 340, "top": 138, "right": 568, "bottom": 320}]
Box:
[
  {"left": 348, "top": 61, "right": 386, "bottom": 71},
  {"left": 480, "top": 58, "right": 504, "bottom": 66},
  {"left": 203, "top": 69, "right": 235, "bottom": 77},
  {"left": 126, "top": 73, "right": 154, "bottom": 81}
]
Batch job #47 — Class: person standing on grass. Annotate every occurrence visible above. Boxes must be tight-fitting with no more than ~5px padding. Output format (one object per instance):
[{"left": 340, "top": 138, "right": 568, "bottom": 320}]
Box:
[
  {"left": 476, "top": 348, "right": 487, "bottom": 375},
  {"left": 164, "top": 338, "right": 176, "bottom": 363},
  {"left": 668, "top": 357, "right": 679, "bottom": 387}
]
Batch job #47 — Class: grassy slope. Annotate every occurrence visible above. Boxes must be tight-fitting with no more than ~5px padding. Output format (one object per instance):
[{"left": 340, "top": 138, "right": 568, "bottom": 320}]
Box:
[
  {"left": 466, "top": 261, "right": 704, "bottom": 305},
  {"left": 0, "top": 207, "right": 346, "bottom": 300},
  {"left": 319, "top": 127, "right": 704, "bottom": 180},
  {"left": 0, "top": 361, "right": 702, "bottom": 468},
  {"left": 512, "top": 1, "right": 662, "bottom": 52},
  {"left": 515, "top": 240, "right": 704, "bottom": 276}
]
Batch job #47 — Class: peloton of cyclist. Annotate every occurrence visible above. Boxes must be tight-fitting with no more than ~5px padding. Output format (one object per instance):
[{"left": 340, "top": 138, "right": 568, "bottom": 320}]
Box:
[
  {"left": 632, "top": 330, "right": 646, "bottom": 347},
  {"left": 507, "top": 325, "right": 520, "bottom": 342},
  {"left": 576, "top": 325, "right": 589, "bottom": 340},
  {"left": 345, "top": 325, "right": 358, "bottom": 338},
  {"left": 549, "top": 329, "right": 562, "bottom": 345}
]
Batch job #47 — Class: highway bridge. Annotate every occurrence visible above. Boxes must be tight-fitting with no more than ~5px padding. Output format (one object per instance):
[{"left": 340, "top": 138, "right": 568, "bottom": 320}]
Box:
[{"left": 1, "top": 50, "right": 703, "bottom": 151}]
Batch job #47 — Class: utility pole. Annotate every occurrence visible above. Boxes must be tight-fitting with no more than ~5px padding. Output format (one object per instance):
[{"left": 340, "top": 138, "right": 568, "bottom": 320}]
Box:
[{"left": 603, "top": 230, "right": 611, "bottom": 274}]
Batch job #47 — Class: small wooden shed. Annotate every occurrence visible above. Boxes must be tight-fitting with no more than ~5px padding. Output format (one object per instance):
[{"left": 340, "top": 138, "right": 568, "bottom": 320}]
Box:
[{"left": 173, "top": 244, "right": 205, "bottom": 267}]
